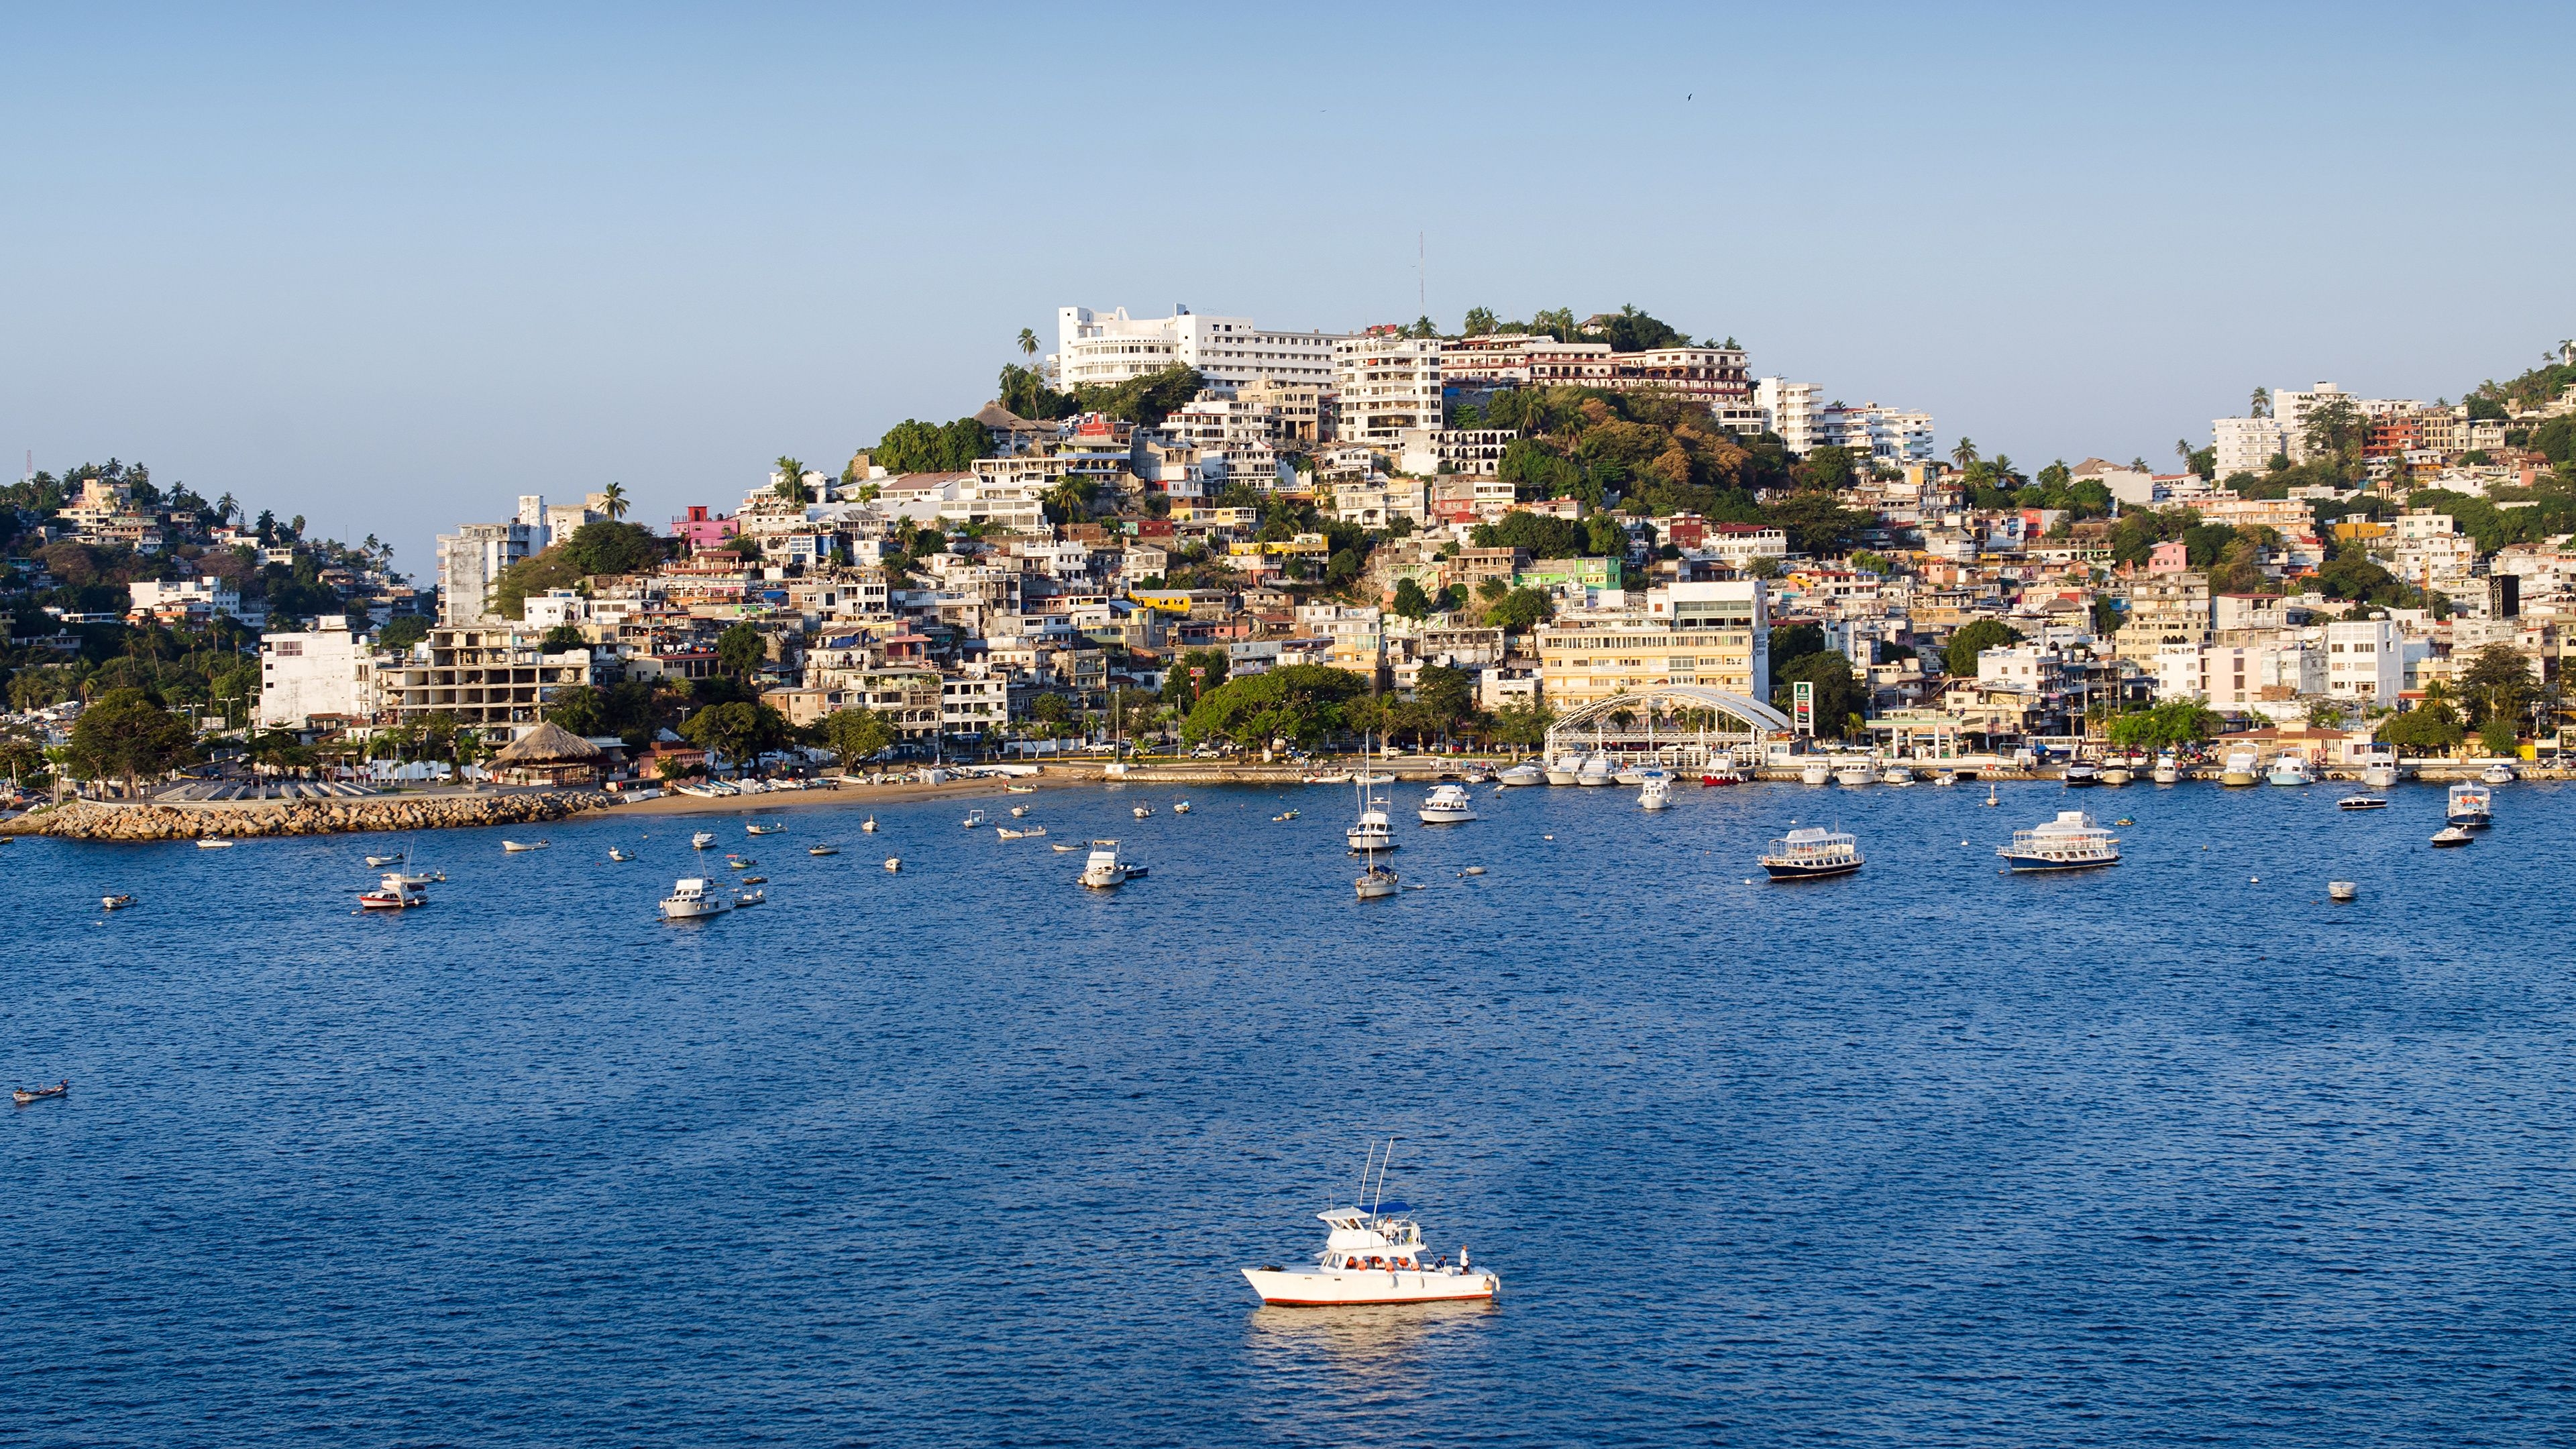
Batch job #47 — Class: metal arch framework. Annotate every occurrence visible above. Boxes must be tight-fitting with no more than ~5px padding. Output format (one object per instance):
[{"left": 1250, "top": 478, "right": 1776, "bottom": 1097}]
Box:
[{"left": 1548, "top": 685, "right": 1793, "bottom": 739}]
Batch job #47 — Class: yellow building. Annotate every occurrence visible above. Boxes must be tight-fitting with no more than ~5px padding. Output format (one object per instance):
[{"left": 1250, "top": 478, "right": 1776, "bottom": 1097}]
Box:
[{"left": 1534, "top": 583, "right": 1770, "bottom": 707}]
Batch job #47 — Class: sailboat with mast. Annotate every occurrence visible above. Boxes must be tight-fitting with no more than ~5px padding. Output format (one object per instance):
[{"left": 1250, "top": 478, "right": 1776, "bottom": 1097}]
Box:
[{"left": 1346, "top": 733, "right": 1397, "bottom": 852}]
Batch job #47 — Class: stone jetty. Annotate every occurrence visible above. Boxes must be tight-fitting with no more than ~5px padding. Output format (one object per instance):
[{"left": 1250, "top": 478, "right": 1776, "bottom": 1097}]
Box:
[{"left": 0, "top": 789, "right": 616, "bottom": 843}]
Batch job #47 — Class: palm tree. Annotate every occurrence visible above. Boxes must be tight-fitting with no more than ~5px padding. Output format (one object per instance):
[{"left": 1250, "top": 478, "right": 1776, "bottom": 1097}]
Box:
[
  {"left": 1017, "top": 328, "right": 1039, "bottom": 360},
  {"left": 1991, "top": 453, "right": 2021, "bottom": 486},
  {"left": 1950, "top": 437, "right": 1979, "bottom": 470},
  {"left": 600, "top": 482, "right": 629, "bottom": 521},
  {"left": 2250, "top": 386, "right": 2271, "bottom": 419},
  {"left": 2175, "top": 439, "right": 2193, "bottom": 468},
  {"left": 773, "top": 456, "right": 811, "bottom": 504}
]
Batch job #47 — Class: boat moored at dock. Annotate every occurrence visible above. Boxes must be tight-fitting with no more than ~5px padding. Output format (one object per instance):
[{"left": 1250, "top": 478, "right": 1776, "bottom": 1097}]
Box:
[
  {"left": 2219, "top": 750, "right": 2261, "bottom": 786},
  {"left": 1998, "top": 811, "right": 2121, "bottom": 872},
  {"left": 2266, "top": 755, "right": 2314, "bottom": 786}
]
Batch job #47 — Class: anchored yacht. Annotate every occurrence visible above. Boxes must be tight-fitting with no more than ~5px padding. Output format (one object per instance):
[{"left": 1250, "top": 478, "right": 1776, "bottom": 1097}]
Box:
[
  {"left": 659, "top": 877, "right": 728, "bottom": 920},
  {"left": 1638, "top": 771, "right": 1673, "bottom": 810},
  {"left": 1761, "top": 826, "right": 1862, "bottom": 880},
  {"left": 1241, "top": 1145, "right": 1497, "bottom": 1307},
  {"left": 1419, "top": 784, "right": 1479, "bottom": 824},
  {"left": 2447, "top": 782, "right": 2492, "bottom": 828},
  {"left": 1079, "top": 840, "right": 1130, "bottom": 890}
]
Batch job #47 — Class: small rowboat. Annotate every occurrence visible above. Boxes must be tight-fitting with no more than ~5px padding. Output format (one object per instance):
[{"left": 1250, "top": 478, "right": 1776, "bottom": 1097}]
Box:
[
  {"left": 195, "top": 839, "right": 234, "bottom": 849},
  {"left": 502, "top": 839, "right": 547, "bottom": 852},
  {"left": 861, "top": 817, "right": 879, "bottom": 833},
  {"left": 746, "top": 822, "right": 784, "bottom": 836},
  {"left": 101, "top": 894, "right": 136, "bottom": 910},
  {"left": 11, "top": 1081, "right": 68, "bottom": 1106},
  {"left": 734, "top": 888, "right": 767, "bottom": 906},
  {"left": 1053, "top": 842, "right": 1082, "bottom": 852},
  {"left": 366, "top": 853, "right": 403, "bottom": 867},
  {"left": 1005, "top": 784, "right": 1038, "bottom": 794},
  {"left": 808, "top": 845, "right": 840, "bottom": 857},
  {"left": 739, "top": 875, "right": 766, "bottom": 885},
  {"left": 608, "top": 847, "right": 635, "bottom": 861}
]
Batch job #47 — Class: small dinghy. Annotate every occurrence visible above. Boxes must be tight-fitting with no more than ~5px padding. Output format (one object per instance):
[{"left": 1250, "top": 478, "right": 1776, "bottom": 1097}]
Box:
[
  {"left": 1173, "top": 800, "right": 1191, "bottom": 814},
  {"left": 808, "top": 845, "right": 840, "bottom": 857},
  {"left": 502, "top": 839, "right": 547, "bottom": 853},
  {"left": 196, "top": 838, "right": 233, "bottom": 849},
  {"left": 1053, "top": 842, "right": 1082, "bottom": 852},
  {"left": 1010, "top": 805, "right": 1029, "bottom": 818},
  {"left": 608, "top": 847, "right": 634, "bottom": 861},
  {"left": 366, "top": 853, "right": 404, "bottom": 867},
  {"left": 1005, "top": 784, "right": 1038, "bottom": 794},
  {"left": 962, "top": 810, "right": 987, "bottom": 829},
  {"left": 739, "top": 874, "right": 766, "bottom": 885},
  {"left": 861, "top": 817, "right": 879, "bottom": 833},
  {"left": 2337, "top": 794, "right": 2387, "bottom": 810},
  {"left": 1460, "top": 866, "right": 1487, "bottom": 876},
  {"left": 1132, "top": 804, "right": 1155, "bottom": 819},
  {"left": 746, "top": 822, "right": 784, "bottom": 836},
  {"left": 2430, "top": 826, "right": 2473, "bottom": 847},
  {"left": 883, "top": 857, "right": 902, "bottom": 872},
  {"left": 1273, "top": 809, "right": 1299, "bottom": 822},
  {"left": 734, "top": 888, "right": 767, "bottom": 906},
  {"left": 12, "top": 1080, "right": 68, "bottom": 1106},
  {"left": 101, "top": 894, "right": 136, "bottom": 911},
  {"left": 692, "top": 831, "right": 717, "bottom": 849}
]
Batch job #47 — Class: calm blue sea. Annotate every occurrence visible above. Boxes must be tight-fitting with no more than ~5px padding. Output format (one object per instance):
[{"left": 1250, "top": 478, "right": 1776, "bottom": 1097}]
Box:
[{"left": 5, "top": 777, "right": 2574, "bottom": 1446}]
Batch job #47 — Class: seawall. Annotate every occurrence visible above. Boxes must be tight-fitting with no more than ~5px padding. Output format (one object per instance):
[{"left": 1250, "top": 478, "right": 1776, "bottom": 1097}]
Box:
[{"left": 0, "top": 790, "right": 617, "bottom": 843}]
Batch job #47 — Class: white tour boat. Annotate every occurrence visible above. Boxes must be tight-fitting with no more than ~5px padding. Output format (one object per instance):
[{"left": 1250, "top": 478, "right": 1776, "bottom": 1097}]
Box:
[
  {"left": 1241, "top": 1146, "right": 1497, "bottom": 1307},
  {"left": 1419, "top": 784, "right": 1479, "bottom": 824},
  {"left": 659, "top": 877, "right": 729, "bottom": 920},
  {"left": 1998, "top": 810, "right": 2121, "bottom": 872},
  {"left": 2447, "top": 782, "right": 2492, "bottom": 828},
  {"left": 1762, "top": 826, "right": 1862, "bottom": 880},
  {"left": 1078, "top": 840, "right": 1130, "bottom": 890}
]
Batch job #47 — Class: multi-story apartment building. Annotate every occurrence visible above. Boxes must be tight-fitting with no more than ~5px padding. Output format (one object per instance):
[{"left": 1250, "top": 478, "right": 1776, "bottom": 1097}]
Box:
[
  {"left": 1442, "top": 335, "right": 1752, "bottom": 411},
  {"left": 1534, "top": 581, "right": 1770, "bottom": 708},
  {"left": 1754, "top": 378, "right": 1822, "bottom": 454},
  {"left": 2212, "top": 415, "right": 2286, "bottom": 476},
  {"left": 1053, "top": 307, "right": 1340, "bottom": 394},
  {"left": 1234, "top": 378, "right": 1325, "bottom": 445},
  {"left": 1817, "top": 401, "right": 1936, "bottom": 467},
  {"left": 387, "top": 624, "right": 596, "bottom": 736},
  {"left": 435, "top": 519, "right": 541, "bottom": 624},
  {"left": 258, "top": 615, "right": 382, "bottom": 729},
  {"left": 2115, "top": 572, "right": 2213, "bottom": 662},
  {"left": 2324, "top": 615, "right": 2403, "bottom": 705},
  {"left": 1332, "top": 329, "right": 1444, "bottom": 445},
  {"left": 128, "top": 576, "right": 246, "bottom": 625}
]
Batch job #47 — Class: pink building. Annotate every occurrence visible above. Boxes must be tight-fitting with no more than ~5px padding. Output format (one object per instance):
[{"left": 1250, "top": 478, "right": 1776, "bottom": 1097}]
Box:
[
  {"left": 671, "top": 505, "right": 737, "bottom": 549},
  {"left": 2149, "top": 539, "right": 2189, "bottom": 574}
]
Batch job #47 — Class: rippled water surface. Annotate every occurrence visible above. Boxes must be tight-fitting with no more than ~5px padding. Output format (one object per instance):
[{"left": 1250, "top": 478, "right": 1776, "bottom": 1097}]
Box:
[{"left": 7, "top": 777, "right": 2576, "bottom": 1446}]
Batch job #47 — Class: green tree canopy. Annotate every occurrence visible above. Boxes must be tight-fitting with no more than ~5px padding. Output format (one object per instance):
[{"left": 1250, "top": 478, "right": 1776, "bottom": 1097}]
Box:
[
  {"left": 820, "top": 707, "right": 898, "bottom": 763},
  {"left": 875, "top": 417, "right": 996, "bottom": 474},
  {"left": 1178, "top": 665, "right": 1373, "bottom": 749},
  {"left": 64, "top": 686, "right": 199, "bottom": 796},
  {"left": 2104, "top": 700, "right": 2220, "bottom": 750},
  {"left": 1943, "top": 619, "right": 2024, "bottom": 678},
  {"left": 2376, "top": 700, "right": 2464, "bottom": 753},
  {"left": 1390, "top": 577, "right": 1432, "bottom": 619},
  {"left": 1072, "top": 364, "right": 1204, "bottom": 427},
  {"left": 1484, "top": 586, "right": 1556, "bottom": 634},
  {"left": 562, "top": 520, "right": 669, "bottom": 576},
  {"left": 679, "top": 699, "right": 791, "bottom": 765},
  {"left": 715, "top": 623, "right": 768, "bottom": 679},
  {"left": 1159, "top": 647, "right": 1232, "bottom": 710},
  {"left": 376, "top": 615, "right": 429, "bottom": 651},
  {"left": 1469, "top": 511, "right": 1594, "bottom": 558},
  {"left": 1772, "top": 651, "right": 1866, "bottom": 739},
  {"left": 1490, "top": 697, "right": 1554, "bottom": 749},
  {"left": 2458, "top": 643, "right": 2537, "bottom": 727}
]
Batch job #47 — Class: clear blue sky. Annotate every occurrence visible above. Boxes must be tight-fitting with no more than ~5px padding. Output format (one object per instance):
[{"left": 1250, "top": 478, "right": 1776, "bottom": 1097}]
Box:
[{"left": 5, "top": 3, "right": 2571, "bottom": 574}]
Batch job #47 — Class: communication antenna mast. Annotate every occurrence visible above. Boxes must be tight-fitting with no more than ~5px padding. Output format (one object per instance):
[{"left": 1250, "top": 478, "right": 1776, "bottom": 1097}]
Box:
[{"left": 1417, "top": 232, "right": 1426, "bottom": 319}]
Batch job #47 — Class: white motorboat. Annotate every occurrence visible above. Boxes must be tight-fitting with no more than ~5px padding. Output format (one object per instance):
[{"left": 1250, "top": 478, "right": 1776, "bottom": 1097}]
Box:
[
  {"left": 1010, "top": 804, "right": 1028, "bottom": 817},
  {"left": 2430, "top": 825, "right": 2473, "bottom": 847},
  {"left": 2482, "top": 763, "right": 2516, "bottom": 785},
  {"left": 659, "top": 877, "right": 729, "bottom": 920},
  {"left": 1880, "top": 766, "right": 1914, "bottom": 786},
  {"left": 1173, "top": 800, "right": 1191, "bottom": 815},
  {"left": 809, "top": 845, "right": 840, "bottom": 856},
  {"left": 358, "top": 872, "right": 427, "bottom": 910},
  {"left": 1574, "top": 754, "right": 1616, "bottom": 786},
  {"left": 2152, "top": 755, "right": 2182, "bottom": 785},
  {"left": 1355, "top": 771, "right": 1395, "bottom": 787},
  {"left": 195, "top": 838, "right": 234, "bottom": 849},
  {"left": 861, "top": 817, "right": 878, "bottom": 833},
  {"left": 1833, "top": 764, "right": 1872, "bottom": 787},
  {"left": 1801, "top": 759, "right": 1832, "bottom": 786},
  {"left": 2338, "top": 794, "right": 2387, "bottom": 810},
  {"left": 963, "top": 809, "right": 988, "bottom": 828},
  {"left": 2328, "top": 879, "right": 2359, "bottom": 901},
  {"left": 101, "top": 894, "right": 136, "bottom": 911},
  {"left": 1497, "top": 763, "right": 1545, "bottom": 788},
  {"left": 2266, "top": 755, "right": 2314, "bottom": 787},
  {"left": 2219, "top": 749, "right": 2260, "bottom": 786},
  {"left": 365, "top": 853, "right": 404, "bottom": 867},
  {"left": 1998, "top": 810, "right": 2121, "bottom": 872},
  {"left": 502, "top": 839, "right": 547, "bottom": 852},
  {"left": 2100, "top": 765, "right": 2135, "bottom": 786},
  {"left": 691, "top": 831, "right": 717, "bottom": 849},
  {"left": 1701, "top": 765, "right": 1746, "bottom": 786},
  {"left": 733, "top": 888, "right": 766, "bottom": 906},
  {"left": 1303, "top": 770, "right": 1354, "bottom": 786},
  {"left": 1762, "top": 826, "right": 1863, "bottom": 880},
  {"left": 608, "top": 847, "right": 635, "bottom": 861},
  {"left": 1004, "top": 784, "right": 1038, "bottom": 794},
  {"left": 1419, "top": 784, "right": 1479, "bottom": 824},
  {"left": 2447, "top": 782, "right": 2492, "bottom": 828},
  {"left": 1242, "top": 1145, "right": 1497, "bottom": 1307},
  {"left": 1132, "top": 804, "right": 1154, "bottom": 819},
  {"left": 1078, "top": 839, "right": 1130, "bottom": 890},
  {"left": 1613, "top": 765, "right": 1650, "bottom": 787},
  {"left": 1543, "top": 757, "right": 1580, "bottom": 786},
  {"left": 746, "top": 821, "right": 784, "bottom": 835},
  {"left": 2061, "top": 761, "right": 2101, "bottom": 787},
  {"left": 883, "top": 856, "right": 902, "bottom": 871},
  {"left": 2362, "top": 763, "right": 2398, "bottom": 790},
  {"left": 1638, "top": 773, "right": 1672, "bottom": 810},
  {"left": 1932, "top": 770, "right": 1959, "bottom": 787}
]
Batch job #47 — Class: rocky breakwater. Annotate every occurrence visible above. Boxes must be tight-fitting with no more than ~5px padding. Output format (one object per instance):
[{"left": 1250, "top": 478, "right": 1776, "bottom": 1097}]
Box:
[{"left": 0, "top": 790, "right": 616, "bottom": 842}]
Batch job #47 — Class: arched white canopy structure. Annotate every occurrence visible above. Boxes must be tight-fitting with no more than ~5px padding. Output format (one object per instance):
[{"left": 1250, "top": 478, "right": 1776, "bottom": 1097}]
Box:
[{"left": 1544, "top": 686, "right": 1792, "bottom": 770}]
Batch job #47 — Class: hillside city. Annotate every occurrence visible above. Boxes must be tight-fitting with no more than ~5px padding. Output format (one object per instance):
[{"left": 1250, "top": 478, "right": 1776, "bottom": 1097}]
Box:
[{"left": 8, "top": 306, "right": 2576, "bottom": 792}]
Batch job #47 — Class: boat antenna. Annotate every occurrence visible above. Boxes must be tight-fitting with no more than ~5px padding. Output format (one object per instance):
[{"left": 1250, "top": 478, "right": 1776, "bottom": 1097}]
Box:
[
  {"left": 1355, "top": 1140, "right": 1376, "bottom": 1210},
  {"left": 1373, "top": 1137, "right": 1396, "bottom": 1218}
]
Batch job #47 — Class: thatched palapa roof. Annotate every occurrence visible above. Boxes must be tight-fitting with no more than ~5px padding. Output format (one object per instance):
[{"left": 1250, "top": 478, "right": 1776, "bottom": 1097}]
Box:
[{"left": 492, "top": 720, "right": 605, "bottom": 764}]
